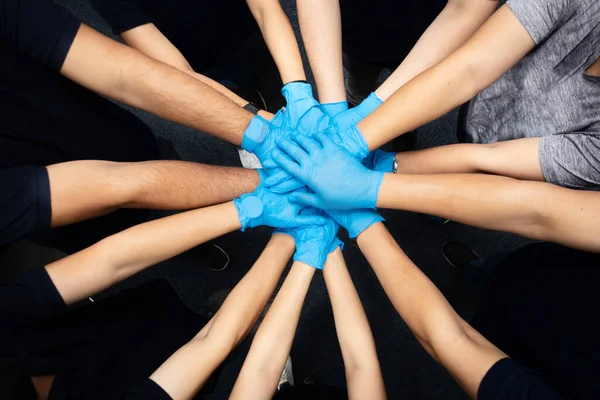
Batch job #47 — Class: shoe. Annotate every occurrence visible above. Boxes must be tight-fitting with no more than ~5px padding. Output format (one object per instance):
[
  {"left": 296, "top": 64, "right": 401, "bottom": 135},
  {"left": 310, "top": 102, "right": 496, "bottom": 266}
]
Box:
[
  {"left": 442, "top": 241, "right": 480, "bottom": 269},
  {"left": 189, "top": 242, "right": 230, "bottom": 271},
  {"left": 343, "top": 53, "right": 383, "bottom": 107},
  {"left": 278, "top": 356, "right": 295, "bottom": 390}
]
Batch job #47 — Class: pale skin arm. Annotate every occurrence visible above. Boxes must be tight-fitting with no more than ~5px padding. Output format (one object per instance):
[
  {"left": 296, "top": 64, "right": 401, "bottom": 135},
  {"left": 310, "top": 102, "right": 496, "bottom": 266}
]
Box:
[
  {"left": 61, "top": 24, "right": 254, "bottom": 146},
  {"left": 230, "top": 261, "right": 315, "bottom": 400},
  {"left": 297, "top": 0, "right": 344, "bottom": 102},
  {"left": 359, "top": 5, "right": 535, "bottom": 150},
  {"left": 119, "top": 23, "right": 273, "bottom": 119},
  {"left": 376, "top": 173, "right": 600, "bottom": 253},
  {"left": 246, "top": 0, "right": 306, "bottom": 83},
  {"left": 375, "top": 0, "right": 499, "bottom": 100},
  {"left": 47, "top": 160, "right": 260, "bottom": 227},
  {"left": 46, "top": 202, "right": 242, "bottom": 306},
  {"left": 149, "top": 234, "right": 295, "bottom": 400},
  {"left": 357, "top": 223, "right": 507, "bottom": 398},
  {"left": 394, "top": 137, "right": 544, "bottom": 181},
  {"left": 323, "top": 248, "right": 387, "bottom": 400}
]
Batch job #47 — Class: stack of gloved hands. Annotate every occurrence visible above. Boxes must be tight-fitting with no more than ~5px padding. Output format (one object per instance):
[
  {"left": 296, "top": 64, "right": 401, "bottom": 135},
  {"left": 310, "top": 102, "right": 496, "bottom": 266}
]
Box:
[{"left": 235, "top": 81, "right": 395, "bottom": 269}]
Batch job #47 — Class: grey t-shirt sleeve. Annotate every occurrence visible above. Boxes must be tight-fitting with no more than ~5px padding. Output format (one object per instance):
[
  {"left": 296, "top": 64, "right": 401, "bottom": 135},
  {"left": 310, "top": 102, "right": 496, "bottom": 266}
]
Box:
[
  {"left": 539, "top": 133, "right": 600, "bottom": 189},
  {"left": 506, "top": 0, "right": 572, "bottom": 44}
]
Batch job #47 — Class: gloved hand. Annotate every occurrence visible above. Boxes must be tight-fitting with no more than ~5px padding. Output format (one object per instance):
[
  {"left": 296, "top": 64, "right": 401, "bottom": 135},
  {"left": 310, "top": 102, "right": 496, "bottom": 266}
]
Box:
[
  {"left": 362, "top": 150, "right": 396, "bottom": 173},
  {"left": 234, "top": 184, "right": 326, "bottom": 231},
  {"left": 271, "top": 133, "right": 384, "bottom": 210},
  {"left": 327, "top": 208, "right": 385, "bottom": 239},
  {"left": 278, "top": 209, "right": 343, "bottom": 270},
  {"left": 330, "top": 92, "right": 382, "bottom": 133},
  {"left": 327, "top": 124, "right": 370, "bottom": 161},
  {"left": 281, "top": 81, "right": 330, "bottom": 135},
  {"left": 320, "top": 101, "right": 348, "bottom": 118},
  {"left": 242, "top": 115, "right": 304, "bottom": 193}
]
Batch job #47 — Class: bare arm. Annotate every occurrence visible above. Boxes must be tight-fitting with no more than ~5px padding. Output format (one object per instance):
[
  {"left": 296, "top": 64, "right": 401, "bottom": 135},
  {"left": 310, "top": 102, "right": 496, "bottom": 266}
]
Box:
[
  {"left": 323, "top": 248, "right": 386, "bottom": 400},
  {"left": 149, "top": 234, "right": 295, "bottom": 400},
  {"left": 230, "top": 261, "right": 315, "bottom": 400},
  {"left": 358, "top": 223, "right": 507, "bottom": 398},
  {"left": 375, "top": 0, "right": 498, "bottom": 100},
  {"left": 119, "top": 23, "right": 273, "bottom": 120},
  {"left": 46, "top": 202, "right": 242, "bottom": 305},
  {"left": 47, "top": 160, "right": 261, "bottom": 227},
  {"left": 359, "top": 5, "right": 534, "bottom": 149},
  {"left": 60, "top": 24, "right": 254, "bottom": 146},
  {"left": 246, "top": 0, "right": 306, "bottom": 83},
  {"left": 394, "top": 138, "right": 543, "bottom": 181},
  {"left": 376, "top": 173, "right": 600, "bottom": 253},
  {"left": 297, "top": 0, "right": 344, "bottom": 102}
]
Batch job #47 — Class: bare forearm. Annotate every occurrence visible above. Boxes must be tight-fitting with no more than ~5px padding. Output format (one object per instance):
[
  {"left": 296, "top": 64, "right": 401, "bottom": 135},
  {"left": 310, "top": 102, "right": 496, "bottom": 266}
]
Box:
[
  {"left": 230, "top": 261, "right": 315, "bottom": 400},
  {"left": 297, "top": 0, "right": 345, "bottom": 102},
  {"left": 247, "top": 0, "right": 306, "bottom": 83},
  {"left": 375, "top": 0, "right": 498, "bottom": 100},
  {"left": 358, "top": 6, "right": 533, "bottom": 149},
  {"left": 150, "top": 234, "right": 295, "bottom": 400},
  {"left": 61, "top": 24, "right": 253, "bottom": 146},
  {"left": 47, "top": 160, "right": 260, "bottom": 227},
  {"left": 46, "top": 202, "right": 241, "bottom": 305},
  {"left": 377, "top": 173, "right": 600, "bottom": 252},
  {"left": 323, "top": 249, "right": 386, "bottom": 400}
]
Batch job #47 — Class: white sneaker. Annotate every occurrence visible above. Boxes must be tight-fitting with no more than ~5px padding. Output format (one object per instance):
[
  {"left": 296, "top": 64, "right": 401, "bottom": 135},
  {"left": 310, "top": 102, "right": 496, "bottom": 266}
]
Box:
[{"left": 278, "top": 356, "right": 295, "bottom": 389}]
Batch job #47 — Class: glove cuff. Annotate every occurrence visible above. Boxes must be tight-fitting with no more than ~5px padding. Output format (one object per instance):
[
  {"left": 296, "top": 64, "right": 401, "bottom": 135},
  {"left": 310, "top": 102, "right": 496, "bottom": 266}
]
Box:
[
  {"left": 233, "top": 194, "right": 264, "bottom": 231},
  {"left": 281, "top": 81, "right": 313, "bottom": 99},
  {"left": 356, "top": 92, "right": 383, "bottom": 116},
  {"left": 346, "top": 125, "right": 370, "bottom": 160},
  {"left": 348, "top": 215, "right": 385, "bottom": 239},
  {"left": 242, "top": 116, "right": 270, "bottom": 153},
  {"left": 321, "top": 101, "right": 349, "bottom": 117}
]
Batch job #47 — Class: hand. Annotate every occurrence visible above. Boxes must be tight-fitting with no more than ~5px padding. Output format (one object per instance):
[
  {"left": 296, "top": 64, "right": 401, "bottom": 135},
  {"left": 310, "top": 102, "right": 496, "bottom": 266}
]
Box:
[
  {"left": 327, "top": 125, "right": 370, "bottom": 161},
  {"left": 281, "top": 82, "right": 330, "bottom": 136},
  {"left": 362, "top": 150, "right": 396, "bottom": 173},
  {"left": 327, "top": 208, "right": 385, "bottom": 239},
  {"left": 329, "top": 92, "right": 382, "bottom": 133},
  {"left": 320, "top": 101, "right": 348, "bottom": 117},
  {"left": 242, "top": 116, "right": 304, "bottom": 193},
  {"left": 278, "top": 209, "right": 343, "bottom": 270},
  {"left": 271, "top": 133, "right": 384, "bottom": 210},
  {"left": 234, "top": 185, "right": 326, "bottom": 231}
]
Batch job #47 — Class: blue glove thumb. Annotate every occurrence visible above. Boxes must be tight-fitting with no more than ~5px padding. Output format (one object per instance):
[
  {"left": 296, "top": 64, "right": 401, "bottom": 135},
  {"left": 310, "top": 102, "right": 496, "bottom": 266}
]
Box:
[
  {"left": 241, "top": 116, "right": 270, "bottom": 153},
  {"left": 362, "top": 150, "right": 396, "bottom": 173},
  {"left": 233, "top": 194, "right": 264, "bottom": 232},
  {"left": 327, "top": 209, "right": 385, "bottom": 239}
]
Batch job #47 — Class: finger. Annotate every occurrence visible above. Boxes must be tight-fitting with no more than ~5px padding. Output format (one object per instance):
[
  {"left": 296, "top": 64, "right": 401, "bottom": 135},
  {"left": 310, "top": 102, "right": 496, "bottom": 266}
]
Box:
[
  {"left": 271, "top": 149, "right": 303, "bottom": 179},
  {"left": 270, "top": 177, "right": 305, "bottom": 194},
  {"left": 293, "top": 134, "right": 322, "bottom": 155},
  {"left": 275, "top": 137, "right": 310, "bottom": 164},
  {"left": 315, "top": 132, "right": 336, "bottom": 148},
  {"left": 292, "top": 214, "right": 327, "bottom": 227},
  {"left": 289, "top": 192, "right": 326, "bottom": 209},
  {"left": 262, "top": 158, "right": 277, "bottom": 169},
  {"left": 264, "top": 169, "right": 290, "bottom": 187}
]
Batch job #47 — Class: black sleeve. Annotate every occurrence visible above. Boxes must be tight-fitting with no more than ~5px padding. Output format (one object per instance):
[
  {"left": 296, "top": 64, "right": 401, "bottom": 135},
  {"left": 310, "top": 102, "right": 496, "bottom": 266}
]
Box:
[
  {"left": 478, "top": 358, "right": 564, "bottom": 400},
  {"left": 123, "top": 379, "right": 173, "bottom": 400},
  {"left": 0, "top": 0, "right": 81, "bottom": 70},
  {"left": 0, "top": 166, "right": 52, "bottom": 246},
  {"left": 90, "top": 0, "right": 152, "bottom": 35},
  {"left": 0, "top": 268, "right": 65, "bottom": 338}
]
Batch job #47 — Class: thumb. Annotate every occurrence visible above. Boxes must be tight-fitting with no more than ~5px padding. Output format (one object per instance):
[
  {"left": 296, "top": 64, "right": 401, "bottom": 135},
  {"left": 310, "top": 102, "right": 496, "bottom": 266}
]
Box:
[{"left": 289, "top": 192, "right": 326, "bottom": 210}]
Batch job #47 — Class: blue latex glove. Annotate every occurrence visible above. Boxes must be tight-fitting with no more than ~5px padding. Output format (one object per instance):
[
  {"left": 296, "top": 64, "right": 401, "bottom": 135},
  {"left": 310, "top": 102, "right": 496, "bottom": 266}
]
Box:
[
  {"left": 281, "top": 82, "right": 330, "bottom": 135},
  {"left": 327, "top": 124, "right": 370, "bottom": 161},
  {"left": 271, "top": 133, "right": 384, "bottom": 210},
  {"left": 233, "top": 184, "right": 326, "bottom": 231},
  {"left": 320, "top": 101, "right": 348, "bottom": 117},
  {"left": 278, "top": 209, "right": 343, "bottom": 270},
  {"left": 327, "top": 208, "right": 385, "bottom": 239},
  {"left": 362, "top": 150, "right": 396, "bottom": 173},
  {"left": 329, "top": 92, "right": 382, "bottom": 133},
  {"left": 242, "top": 116, "right": 304, "bottom": 193}
]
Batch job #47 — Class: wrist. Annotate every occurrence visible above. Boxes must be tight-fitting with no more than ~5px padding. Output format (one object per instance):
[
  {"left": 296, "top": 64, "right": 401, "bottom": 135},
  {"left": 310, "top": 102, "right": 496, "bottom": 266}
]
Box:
[
  {"left": 242, "top": 116, "right": 270, "bottom": 152},
  {"left": 357, "top": 92, "right": 383, "bottom": 116},
  {"left": 233, "top": 194, "right": 264, "bottom": 231}
]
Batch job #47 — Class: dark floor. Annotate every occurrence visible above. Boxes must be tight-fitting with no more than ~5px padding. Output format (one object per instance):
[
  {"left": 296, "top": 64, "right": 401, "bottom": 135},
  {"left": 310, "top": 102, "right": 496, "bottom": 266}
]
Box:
[{"left": 2, "top": 1, "right": 532, "bottom": 399}]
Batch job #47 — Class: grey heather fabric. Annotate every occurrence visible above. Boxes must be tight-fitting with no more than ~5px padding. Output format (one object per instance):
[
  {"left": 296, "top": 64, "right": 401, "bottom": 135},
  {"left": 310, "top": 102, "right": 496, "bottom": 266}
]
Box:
[{"left": 466, "top": 0, "right": 600, "bottom": 189}]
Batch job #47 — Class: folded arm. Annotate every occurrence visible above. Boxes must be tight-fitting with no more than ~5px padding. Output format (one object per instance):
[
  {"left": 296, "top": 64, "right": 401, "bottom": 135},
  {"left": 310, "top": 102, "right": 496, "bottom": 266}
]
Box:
[
  {"left": 246, "top": 0, "right": 306, "bottom": 83},
  {"left": 358, "top": 5, "right": 534, "bottom": 149},
  {"left": 230, "top": 261, "right": 315, "bottom": 400},
  {"left": 358, "top": 223, "right": 507, "bottom": 398},
  {"left": 149, "top": 234, "right": 295, "bottom": 400},
  {"left": 323, "top": 248, "right": 386, "bottom": 400}
]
